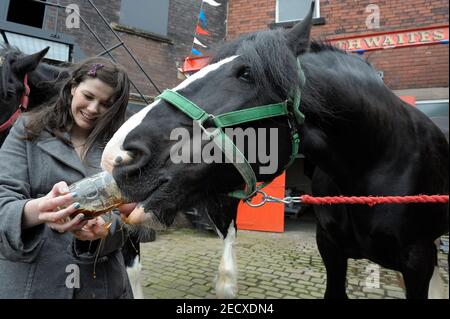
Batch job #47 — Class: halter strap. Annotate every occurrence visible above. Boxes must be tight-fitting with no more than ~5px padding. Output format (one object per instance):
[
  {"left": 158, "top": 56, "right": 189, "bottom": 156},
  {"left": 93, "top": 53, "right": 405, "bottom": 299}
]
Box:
[
  {"left": 0, "top": 73, "right": 30, "bottom": 133},
  {"left": 157, "top": 58, "right": 305, "bottom": 200},
  {"left": 20, "top": 73, "right": 30, "bottom": 110}
]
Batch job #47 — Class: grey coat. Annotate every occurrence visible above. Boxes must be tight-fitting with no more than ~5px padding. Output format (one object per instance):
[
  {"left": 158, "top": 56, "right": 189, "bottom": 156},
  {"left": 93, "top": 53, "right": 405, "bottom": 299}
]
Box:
[{"left": 0, "top": 117, "right": 133, "bottom": 299}]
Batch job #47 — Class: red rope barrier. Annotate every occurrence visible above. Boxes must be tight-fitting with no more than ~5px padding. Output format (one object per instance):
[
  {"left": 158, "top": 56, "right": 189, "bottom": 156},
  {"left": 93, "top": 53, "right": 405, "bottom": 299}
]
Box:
[{"left": 300, "top": 194, "right": 449, "bottom": 206}]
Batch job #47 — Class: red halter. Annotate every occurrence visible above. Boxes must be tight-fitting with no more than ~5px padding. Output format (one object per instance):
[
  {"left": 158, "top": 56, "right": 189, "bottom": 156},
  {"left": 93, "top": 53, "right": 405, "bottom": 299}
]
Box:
[{"left": 0, "top": 73, "right": 30, "bottom": 133}]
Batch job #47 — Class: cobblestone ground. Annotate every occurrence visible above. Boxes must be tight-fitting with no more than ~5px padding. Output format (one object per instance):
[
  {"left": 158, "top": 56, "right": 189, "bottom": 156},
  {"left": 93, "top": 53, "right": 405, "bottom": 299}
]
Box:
[{"left": 140, "top": 216, "right": 448, "bottom": 299}]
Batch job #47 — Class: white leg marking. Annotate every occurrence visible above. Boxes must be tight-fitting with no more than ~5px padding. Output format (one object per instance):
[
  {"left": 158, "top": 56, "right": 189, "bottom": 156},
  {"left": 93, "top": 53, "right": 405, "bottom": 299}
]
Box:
[
  {"left": 126, "top": 255, "right": 144, "bottom": 299},
  {"left": 215, "top": 222, "right": 238, "bottom": 299},
  {"left": 428, "top": 266, "right": 448, "bottom": 299}
]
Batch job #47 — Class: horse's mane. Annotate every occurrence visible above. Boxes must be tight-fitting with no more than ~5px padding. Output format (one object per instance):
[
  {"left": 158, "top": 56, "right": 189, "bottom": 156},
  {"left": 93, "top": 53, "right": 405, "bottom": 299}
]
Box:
[{"left": 0, "top": 44, "right": 24, "bottom": 59}]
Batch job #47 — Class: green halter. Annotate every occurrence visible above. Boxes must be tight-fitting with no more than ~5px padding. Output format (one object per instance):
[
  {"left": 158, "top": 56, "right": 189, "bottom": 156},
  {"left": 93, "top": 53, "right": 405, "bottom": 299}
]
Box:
[{"left": 157, "top": 59, "right": 305, "bottom": 200}]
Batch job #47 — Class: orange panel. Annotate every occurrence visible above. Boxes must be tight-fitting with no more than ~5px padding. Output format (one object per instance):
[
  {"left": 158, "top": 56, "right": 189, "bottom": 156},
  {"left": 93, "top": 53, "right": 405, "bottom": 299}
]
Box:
[
  {"left": 400, "top": 96, "right": 416, "bottom": 107},
  {"left": 181, "top": 56, "right": 211, "bottom": 73},
  {"left": 236, "top": 173, "right": 286, "bottom": 233}
]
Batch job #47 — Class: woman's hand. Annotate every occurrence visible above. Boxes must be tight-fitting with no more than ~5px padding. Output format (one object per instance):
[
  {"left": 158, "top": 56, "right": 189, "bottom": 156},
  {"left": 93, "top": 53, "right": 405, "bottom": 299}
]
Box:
[
  {"left": 117, "top": 203, "right": 138, "bottom": 218},
  {"left": 116, "top": 203, "right": 147, "bottom": 224},
  {"left": 71, "top": 204, "right": 139, "bottom": 241},
  {"left": 71, "top": 216, "right": 110, "bottom": 241},
  {"left": 22, "top": 181, "right": 86, "bottom": 231}
]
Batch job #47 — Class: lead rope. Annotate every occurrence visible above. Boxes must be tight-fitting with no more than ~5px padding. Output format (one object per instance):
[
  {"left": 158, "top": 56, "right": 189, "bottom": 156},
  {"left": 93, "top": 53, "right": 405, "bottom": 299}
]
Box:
[{"left": 247, "top": 191, "right": 449, "bottom": 208}]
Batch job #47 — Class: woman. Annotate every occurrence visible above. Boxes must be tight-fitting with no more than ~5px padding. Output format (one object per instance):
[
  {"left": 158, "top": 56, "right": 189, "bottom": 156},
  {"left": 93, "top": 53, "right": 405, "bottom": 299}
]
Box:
[{"left": 0, "top": 57, "right": 134, "bottom": 298}]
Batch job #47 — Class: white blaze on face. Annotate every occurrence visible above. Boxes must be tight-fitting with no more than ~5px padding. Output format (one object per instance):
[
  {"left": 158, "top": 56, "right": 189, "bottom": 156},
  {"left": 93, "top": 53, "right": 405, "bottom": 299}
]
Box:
[
  {"left": 101, "top": 55, "right": 239, "bottom": 173},
  {"left": 173, "top": 55, "right": 238, "bottom": 92},
  {"left": 101, "top": 100, "right": 160, "bottom": 173}
]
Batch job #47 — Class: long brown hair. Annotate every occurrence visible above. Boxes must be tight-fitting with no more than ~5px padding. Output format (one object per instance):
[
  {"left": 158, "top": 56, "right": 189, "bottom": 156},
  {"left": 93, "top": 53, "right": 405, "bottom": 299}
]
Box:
[{"left": 24, "top": 57, "right": 130, "bottom": 160}]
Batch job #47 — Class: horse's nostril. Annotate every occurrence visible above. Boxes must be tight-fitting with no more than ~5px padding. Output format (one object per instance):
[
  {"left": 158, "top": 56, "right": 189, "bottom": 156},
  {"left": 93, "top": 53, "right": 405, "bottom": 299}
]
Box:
[
  {"left": 118, "top": 145, "right": 151, "bottom": 173},
  {"left": 112, "top": 150, "right": 134, "bottom": 167}
]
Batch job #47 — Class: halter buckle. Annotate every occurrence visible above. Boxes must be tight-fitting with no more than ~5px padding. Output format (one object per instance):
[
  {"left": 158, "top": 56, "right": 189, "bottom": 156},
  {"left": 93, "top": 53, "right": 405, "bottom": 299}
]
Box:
[{"left": 197, "top": 114, "right": 220, "bottom": 139}]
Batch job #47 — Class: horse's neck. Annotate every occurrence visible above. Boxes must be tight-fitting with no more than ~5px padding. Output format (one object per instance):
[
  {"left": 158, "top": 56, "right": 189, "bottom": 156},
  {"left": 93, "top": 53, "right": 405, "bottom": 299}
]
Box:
[{"left": 300, "top": 58, "right": 408, "bottom": 178}]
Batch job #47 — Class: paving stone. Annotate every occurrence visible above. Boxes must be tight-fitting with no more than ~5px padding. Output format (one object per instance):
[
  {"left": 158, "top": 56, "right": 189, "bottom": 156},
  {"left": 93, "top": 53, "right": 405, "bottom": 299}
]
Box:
[
  {"left": 248, "top": 287, "right": 265, "bottom": 293},
  {"left": 259, "top": 284, "right": 280, "bottom": 292},
  {"left": 293, "top": 287, "right": 310, "bottom": 294},
  {"left": 310, "top": 277, "right": 325, "bottom": 284},
  {"left": 283, "top": 289, "right": 299, "bottom": 296},
  {"left": 350, "top": 291, "right": 366, "bottom": 297},
  {"left": 387, "top": 290, "right": 406, "bottom": 299},
  {"left": 383, "top": 284, "right": 405, "bottom": 292},
  {"left": 265, "top": 290, "right": 283, "bottom": 298},
  {"left": 362, "top": 287, "right": 386, "bottom": 295},
  {"left": 272, "top": 279, "right": 291, "bottom": 285},
  {"left": 248, "top": 292, "right": 266, "bottom": 299}
]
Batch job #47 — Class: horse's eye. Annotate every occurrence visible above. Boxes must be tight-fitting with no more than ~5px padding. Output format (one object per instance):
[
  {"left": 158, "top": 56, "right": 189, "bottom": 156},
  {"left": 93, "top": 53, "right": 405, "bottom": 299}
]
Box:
[{"left": 237, "top": 67, "right": 253, "bottom": 83}]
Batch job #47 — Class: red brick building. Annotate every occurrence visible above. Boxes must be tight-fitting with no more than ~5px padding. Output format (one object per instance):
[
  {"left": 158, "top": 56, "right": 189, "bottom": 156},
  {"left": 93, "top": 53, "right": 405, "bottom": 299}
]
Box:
[{"left": 227, "top": 0, "right": 448, "bottom": 99}]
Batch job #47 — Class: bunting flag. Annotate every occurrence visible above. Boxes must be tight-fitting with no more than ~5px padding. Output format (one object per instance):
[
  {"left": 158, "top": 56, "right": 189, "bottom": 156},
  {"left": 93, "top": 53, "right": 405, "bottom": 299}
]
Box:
[
  {"left": 191, "top": 47, "right": 203, "bottom": 56},
  {"left": 199, "top": 9, "right": 207, "bottom": 27},
  {"left": 194, "top": 37, "right": 207, "bottom": 48},
  {"left": 188, "top": 0, "right": 221, "bottom": 60},
  {"left": 203, "top": 0, "right": 221, "bottom": 6},
  {"left": 196, "top": 25, "right": 210, "bottom": 35}
]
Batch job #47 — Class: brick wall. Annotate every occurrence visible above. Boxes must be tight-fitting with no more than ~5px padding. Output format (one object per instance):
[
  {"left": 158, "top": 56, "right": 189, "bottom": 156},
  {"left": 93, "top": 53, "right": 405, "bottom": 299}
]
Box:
[
  {"left": 227, "top": 0, "right": 275, "bottom": 40},
  {"left": 227, "top": 0, "right": 449, "bottom": 91},
  {"left": 42, "top": 0, "right": 228, "bottom": 98}
]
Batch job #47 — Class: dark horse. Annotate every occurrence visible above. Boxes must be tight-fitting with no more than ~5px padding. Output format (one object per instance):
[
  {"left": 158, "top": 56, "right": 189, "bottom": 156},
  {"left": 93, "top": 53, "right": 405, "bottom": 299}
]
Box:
[
  {"left": 0, "top": 45, "right": 154, "bottom": 298},
  {"left": 101, "top": 4, "right": 448, "bottom": 299},
  {"left": 0, "top": 45, "right": 66, "bottom": 145}
]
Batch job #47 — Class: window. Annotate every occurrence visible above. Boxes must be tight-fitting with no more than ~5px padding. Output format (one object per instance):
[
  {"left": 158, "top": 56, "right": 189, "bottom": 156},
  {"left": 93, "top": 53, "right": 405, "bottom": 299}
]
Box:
[
  {"left": 4, "top": 32, "right": 71, "bottom": 62},
  {"left": 6, "top": 0, "right": 47, "bottom": 29},
  {"left": 120, "top": 0, "right": 169, "bottom": 36},
  {"left": 276, "top": 0, "right": 320, "bottom": 23}
]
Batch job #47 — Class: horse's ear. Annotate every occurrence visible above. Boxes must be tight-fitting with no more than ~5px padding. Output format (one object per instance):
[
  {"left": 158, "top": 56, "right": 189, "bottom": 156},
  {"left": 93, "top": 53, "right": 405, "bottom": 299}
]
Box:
[
  {"left": 13, "top": 46, "right": 50, "bottom": 75},
  {"left": 286, "top": 1, "right": 314, "bottom": 56}
]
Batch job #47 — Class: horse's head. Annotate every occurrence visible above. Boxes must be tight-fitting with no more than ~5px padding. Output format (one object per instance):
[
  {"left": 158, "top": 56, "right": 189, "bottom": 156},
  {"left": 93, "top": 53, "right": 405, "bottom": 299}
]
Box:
[
  {"left": 0, "top": 46, "right": 50, "bottom": 140},
  {"left": 102, "top": 4, "right": 314, "bottom": 230}
]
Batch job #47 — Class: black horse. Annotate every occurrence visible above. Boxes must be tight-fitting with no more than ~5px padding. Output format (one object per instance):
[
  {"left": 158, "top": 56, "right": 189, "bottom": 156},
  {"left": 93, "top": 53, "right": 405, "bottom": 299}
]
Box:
[
  {"left": 101, "top": 4, "right": 448, "bottom": 299},
  {"left": 0, "top": 45, "right": 155, "bottom": 298},
  {"left": 0, "top": 45, "right": 67, "bottom": 145}
]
